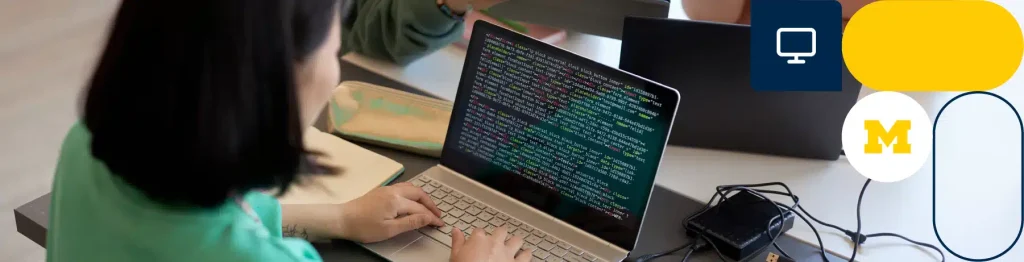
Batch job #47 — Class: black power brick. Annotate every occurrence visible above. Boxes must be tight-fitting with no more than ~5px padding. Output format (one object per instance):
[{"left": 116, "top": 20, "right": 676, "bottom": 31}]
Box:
[{"left": 686, "top": 191, "right": 795, "bottom": 261}]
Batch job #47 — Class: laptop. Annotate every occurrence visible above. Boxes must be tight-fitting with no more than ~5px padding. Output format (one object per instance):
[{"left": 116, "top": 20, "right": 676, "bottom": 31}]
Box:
[
  {"left": 360, "top": 20, "right": 681, "bottom": 262},
  {"left": 619, "top": 17, "right": 862, "bottom": 160}
]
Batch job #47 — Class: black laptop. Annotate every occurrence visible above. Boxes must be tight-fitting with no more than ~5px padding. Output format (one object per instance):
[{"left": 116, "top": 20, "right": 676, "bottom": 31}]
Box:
[{"left": 619, "top": 17, "right": 862, "bottom": 160}]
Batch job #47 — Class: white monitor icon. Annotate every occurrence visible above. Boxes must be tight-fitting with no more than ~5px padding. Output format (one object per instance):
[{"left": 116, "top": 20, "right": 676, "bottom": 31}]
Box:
[{"left": 776, "top": 28, "right": 816, "bottom": 64}]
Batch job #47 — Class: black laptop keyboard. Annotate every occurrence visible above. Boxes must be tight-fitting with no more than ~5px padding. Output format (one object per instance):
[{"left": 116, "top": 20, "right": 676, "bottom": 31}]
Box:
[{"left": 412, "top": 176, "right": 603, "bottom": 262}]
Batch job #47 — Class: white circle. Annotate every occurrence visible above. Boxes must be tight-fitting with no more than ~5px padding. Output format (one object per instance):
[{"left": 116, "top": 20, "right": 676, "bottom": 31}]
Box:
[{"left": 841, "top": 91, "right": 932, "bottom": 183}]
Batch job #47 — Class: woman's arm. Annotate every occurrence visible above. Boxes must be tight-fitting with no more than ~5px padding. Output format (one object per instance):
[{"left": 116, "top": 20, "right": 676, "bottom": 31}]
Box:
[
  {"left": 281, "top": 204, "right": 344, "bottom": 242},
  {"left": 340, "top": 0, "right": 510, "bottom": 65},
  {"left": 278, "top": 183, "right": 444, "bottom": 243},
  {"left": 340, "top": 0, "right": 464, "bottom": 65}
]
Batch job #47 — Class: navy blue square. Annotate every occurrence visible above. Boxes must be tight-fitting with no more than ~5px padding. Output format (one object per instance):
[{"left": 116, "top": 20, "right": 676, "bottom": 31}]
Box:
[{"left": 751, "top": 0, "right": 842, "bottom": 92}]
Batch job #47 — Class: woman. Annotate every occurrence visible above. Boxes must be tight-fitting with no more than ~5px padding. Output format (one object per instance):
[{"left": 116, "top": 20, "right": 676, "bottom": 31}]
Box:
[
  {"left": 46, "top": 0, "right": 530, "bottom": 261},
  {"left": 682, "top": 0, "right": 875, "bottom": 28},
  {"left": 342, "top": 0, "right": 511, "bottom": 64}
]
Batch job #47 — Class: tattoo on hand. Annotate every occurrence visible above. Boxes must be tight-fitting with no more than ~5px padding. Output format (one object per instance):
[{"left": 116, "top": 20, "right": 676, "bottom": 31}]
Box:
[{"left": 282, "top": 224, "right": 310, "bottom": 240}]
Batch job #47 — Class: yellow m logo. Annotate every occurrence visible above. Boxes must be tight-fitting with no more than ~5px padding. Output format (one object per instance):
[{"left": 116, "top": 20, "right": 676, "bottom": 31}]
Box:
[{"left": 864, "top": 120, "right": 911, "bottom": 154}]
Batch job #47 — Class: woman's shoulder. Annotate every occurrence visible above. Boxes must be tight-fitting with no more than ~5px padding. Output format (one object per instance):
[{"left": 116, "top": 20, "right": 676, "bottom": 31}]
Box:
[
  {"left": 47, "top": 122, "right": 319, "bottom": 262},
  {"left": 57, "top": 122, "right": 91, "bottom": 160},
  {"left": 52, "top": 122, "right": 98, "bottom": 190}
]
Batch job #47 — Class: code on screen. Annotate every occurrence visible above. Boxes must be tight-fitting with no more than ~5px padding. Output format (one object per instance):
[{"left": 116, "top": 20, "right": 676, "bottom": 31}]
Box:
[{"left": 452, "top": 32, "right": 669, "bottom": 220}]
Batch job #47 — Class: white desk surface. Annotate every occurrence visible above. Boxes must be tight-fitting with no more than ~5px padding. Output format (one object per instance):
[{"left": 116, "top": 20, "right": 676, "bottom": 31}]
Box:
[{"left": 342, "top": 1, "right": 1024, "bottom": 261}]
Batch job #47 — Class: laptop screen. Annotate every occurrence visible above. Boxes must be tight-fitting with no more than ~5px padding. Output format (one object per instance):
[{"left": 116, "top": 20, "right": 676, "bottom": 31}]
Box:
[
  {"left": 618, "top": 17, "right": 860, "bottom": 160},
  {"left": 441, "top": 21, "right": 679, "bottom": 250}
]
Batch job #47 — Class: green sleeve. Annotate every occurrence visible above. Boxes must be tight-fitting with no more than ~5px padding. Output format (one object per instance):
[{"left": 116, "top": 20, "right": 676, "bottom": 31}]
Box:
[{"left": 341, "top": 0, "right": 465, "bottom": 65}]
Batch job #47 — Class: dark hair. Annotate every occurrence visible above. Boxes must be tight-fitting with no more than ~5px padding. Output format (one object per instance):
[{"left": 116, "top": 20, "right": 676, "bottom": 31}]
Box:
[{"left": 83, "top": 0, "right": 344, "bottom": 208}]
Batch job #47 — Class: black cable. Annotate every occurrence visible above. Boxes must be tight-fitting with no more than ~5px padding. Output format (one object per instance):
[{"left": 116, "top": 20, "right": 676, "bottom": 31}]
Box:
[
  {"left": 633, "top": 240, "right": 702, "bottom": 262},
  {"left": 725, "top": 187, "right": 829, "bottom": 261},
  {"left": 680, "top": 246, "right": 697, "bottom": 262},
  {"left": 728, "top": 182, "right": 856, "bottom": 261},
  {"left": 773, "top": 201, "right": 831, "bottom": 261},
  {"left": 797, "top": 204, "right": 851, "bottom": 236},
  {"left": 755, "top": 179, "right": 943, "bottom": 262},
  {"left": 683, "top": 188, "right": 732, "bottom": 225},
  {"left": 698, "top": 233, "right": 730, "bottom": 262},
  {"left": 850, "top": 179, "right": 870, "bottom": 262},
  {"left": 750, "top": 188, "right": 803, "bottom": 257},
  {"left": 633, "top": 242, "right": 692, "bottom": 262},
  {"left": 714, "top": 187, "right": 796, "bottom": 260},
  {"left": 865, "top": 233, "right": 946, "bottom": 262},
  {"left": 716, "top": 184, "right": 804, "bottom": 259},
  {"left": 644, "top": 180, "right": 943, "bottom": 262}
]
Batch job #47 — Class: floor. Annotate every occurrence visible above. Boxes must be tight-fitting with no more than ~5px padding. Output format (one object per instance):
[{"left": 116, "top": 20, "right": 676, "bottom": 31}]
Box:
[{"left": 1, "top": 0, "right": 119, "bottom": 261}]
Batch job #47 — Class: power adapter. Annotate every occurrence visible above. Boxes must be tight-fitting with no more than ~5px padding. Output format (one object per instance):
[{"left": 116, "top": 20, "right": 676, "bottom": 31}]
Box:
[{"left": 685, "top": 191, "right": 796, "bottom": 261}]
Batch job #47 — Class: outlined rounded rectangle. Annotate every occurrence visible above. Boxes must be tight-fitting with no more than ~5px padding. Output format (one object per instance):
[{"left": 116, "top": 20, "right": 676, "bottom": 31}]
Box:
[{"left": 933, "top": 91, "right": 1023, "bottom": 261}]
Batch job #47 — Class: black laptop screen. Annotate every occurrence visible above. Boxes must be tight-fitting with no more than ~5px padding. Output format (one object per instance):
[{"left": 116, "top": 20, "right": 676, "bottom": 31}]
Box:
[{"left": 440, "top": 21, "right": 679, "bottom": 250}]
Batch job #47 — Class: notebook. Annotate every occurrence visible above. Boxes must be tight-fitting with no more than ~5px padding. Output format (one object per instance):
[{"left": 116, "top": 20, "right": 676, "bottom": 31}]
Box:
[
  {"left": 275, "top": 127, "right": 405, "bottom": 205},
  {"left": 326, "top": 81, "right": 451, "bottom": 157}
]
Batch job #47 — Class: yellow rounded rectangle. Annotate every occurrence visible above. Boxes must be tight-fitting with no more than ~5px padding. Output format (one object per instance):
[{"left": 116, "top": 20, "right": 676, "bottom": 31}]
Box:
[{"left": 843, "top": 0, "right": 1022, "bottom": 91}]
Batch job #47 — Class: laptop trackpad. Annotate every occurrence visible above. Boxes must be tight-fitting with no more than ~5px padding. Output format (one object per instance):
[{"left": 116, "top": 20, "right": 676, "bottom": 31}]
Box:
[
  {"left": 390, "top": 237, "right": 452, "bottom": 261},
  {"left": 362, "top": 231, "right": 421, "bottom": 258}
]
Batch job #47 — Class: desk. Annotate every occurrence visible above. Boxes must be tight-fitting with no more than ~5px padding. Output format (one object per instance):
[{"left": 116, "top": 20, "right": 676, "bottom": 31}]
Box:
[
  {"left": 16, "top": 50, "right": 1022, "bottom": 262},
  {"left": 14, "top": 54, "right": 844, "bottom": 262},
  {"left": 337, "top": 0, "right": 1024, "bottom": 260},
  {"left": 14, "top": 129, "right": 842, "bottom": 262}
]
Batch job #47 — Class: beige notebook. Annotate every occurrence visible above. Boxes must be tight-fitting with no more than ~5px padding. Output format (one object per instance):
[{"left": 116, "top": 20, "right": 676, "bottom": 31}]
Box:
[
  {"left": 275, "top": 128, "right": 405, "bottom": 205},
  {"left": 326, "top": 81, "right": 452, "bottom": 157}
]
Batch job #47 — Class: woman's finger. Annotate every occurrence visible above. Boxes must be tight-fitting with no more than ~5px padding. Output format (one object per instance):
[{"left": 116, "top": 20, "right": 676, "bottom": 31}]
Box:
[
  {"left": 491, "top": 226, "right": 509, "bottom": 244},
  {"left": 470, "top": 226, "right": 487, "bottom": 240},
  {"left": 396, "top": 198, "right": 443, "bottom": 227},
  {"left": 391, "top": 184, "right": 443, "bottom": 217},
  {"left": 451, "top": 227, "right": 465, "bottom": 255},
  {"left": 504, "top": 234, "right": 524, "bottom": 254},
  {"left": 385, "top": 213, "right": 438, "bottom": 237},
  {"left": 515, "top": 248, "right": 533, "bottom": 262}
]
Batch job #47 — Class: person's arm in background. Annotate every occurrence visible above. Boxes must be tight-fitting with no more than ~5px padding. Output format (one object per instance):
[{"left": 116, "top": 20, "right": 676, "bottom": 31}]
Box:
[
  {"left": 682, "top": 0, "right": 876, "bottom": 29},
  {"left": 341, "top": 0, "right": 507, "bottom": 65}
]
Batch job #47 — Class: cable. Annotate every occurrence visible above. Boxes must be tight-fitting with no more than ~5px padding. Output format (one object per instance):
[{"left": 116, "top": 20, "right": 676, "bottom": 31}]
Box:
[
  {"left": 850, "top": 179, "right": 869, "bottom": 262},
  {"left": 722, "top": 187, "right": 828, "bottom": 261},
  {"left": 718, "top": 180, "right": 943, "bottom": 262},
  {"left": 865, "top": 233, "right": 946, "bottom": 262},
  {"left": 773, "top": 200, "right": 830, "bottom": 261},
  {"left": 713, "top": 186, "right": 796, "bottom": 260},
  {"left": 636, "top": 179, "right": 943, "bottom": 262},
  {"left": 632, "top": 242, "right": 692, "bottom": 262},
  {"left": 632, "top": 240, "right": 702, "bottom": 262},
  {"left": 680, "top": 246, "right": 696, "bottom": 262},
  {"left": 734, "top": 181, "right": 852, "bottom": 261},
  {"left": 715, "top": 184, "right": 828, "bottom": 260},
  {"left": 715, "top": 183, "right": 804, "bottom": 259},
  {"left": 698, "top": 233, "right": 730, "bottom": 262}
]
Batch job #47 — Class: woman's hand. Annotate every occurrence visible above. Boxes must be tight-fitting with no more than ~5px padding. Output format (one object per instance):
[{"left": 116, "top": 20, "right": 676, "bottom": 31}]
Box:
[
  {"left": 337, "top": 182, "right": 445, "bottom": 243},
  {"left": 450, "top": 227, "right": 533, "bottom": 262}
]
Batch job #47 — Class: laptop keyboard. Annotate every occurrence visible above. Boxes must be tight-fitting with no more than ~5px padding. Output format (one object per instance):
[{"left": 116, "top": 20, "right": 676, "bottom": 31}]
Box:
[{"left": 411, "top": 176, "right": 603, "bottom": 262}]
